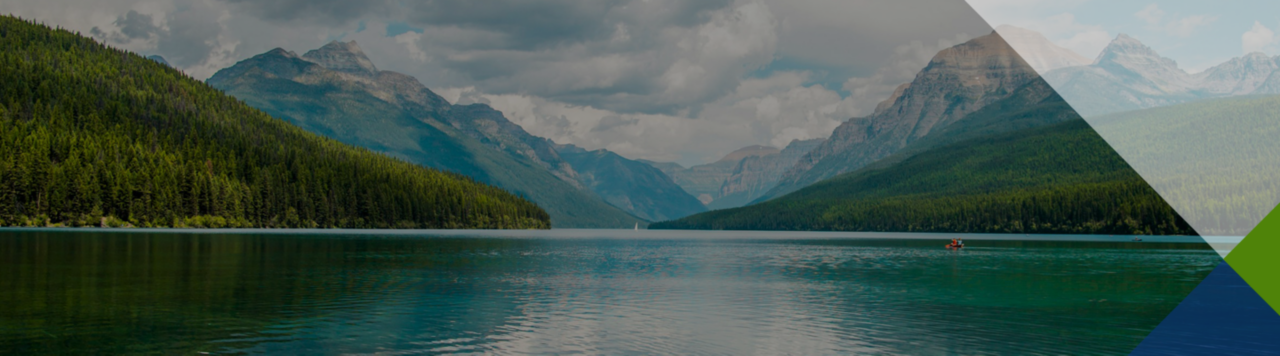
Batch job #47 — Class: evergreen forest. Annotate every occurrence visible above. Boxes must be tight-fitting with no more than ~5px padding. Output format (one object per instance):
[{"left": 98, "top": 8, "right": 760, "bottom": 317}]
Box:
[
  {"left": 0, "top": 16, "right": 550, "bottom": 229},
  {"left": 653, "top": 119, "right": 1195, "bottom": 235}
]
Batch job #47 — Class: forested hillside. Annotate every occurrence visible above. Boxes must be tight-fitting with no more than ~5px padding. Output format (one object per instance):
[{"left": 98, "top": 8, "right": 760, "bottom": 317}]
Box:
[
  {"left": 0, "top": 16, "right": 549, "bottom": 229},
  {"left": 1088, "top": 94, "right": 1280, "bottom": 236},
  {"left": 653, "top": 119, "right": 1193, "bottom": 235},
  {"left": 207, "top": 41, "right": 647, "bottom": 228}
]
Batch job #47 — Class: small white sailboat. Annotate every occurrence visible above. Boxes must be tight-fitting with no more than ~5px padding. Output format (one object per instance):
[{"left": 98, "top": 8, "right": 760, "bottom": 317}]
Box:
[{"left": 634, "top": 222, "right": 639, "bottom": 230}]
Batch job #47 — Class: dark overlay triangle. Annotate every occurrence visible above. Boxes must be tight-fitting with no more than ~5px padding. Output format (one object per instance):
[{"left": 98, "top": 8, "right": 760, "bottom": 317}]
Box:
[{"left": 1131, "top": 261, "right": 1280, "bottom": 355}]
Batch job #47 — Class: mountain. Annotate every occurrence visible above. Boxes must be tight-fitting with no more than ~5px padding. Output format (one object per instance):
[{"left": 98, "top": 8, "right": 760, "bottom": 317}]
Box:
[
  {"left": 207, "top": 41, "right": 641, "bottom": 228},
  {"left": 760, "top": 31, "right": 1041, "bottom": 201},
  {"left": 0, "top": 16, "right": 549, "bottom": 229},
  {"left": 646, "top": 145, "right": 785, "bottom": 206},
  {"left": 719, "top": 145, "right": 780, "bottom": 163},
  {"left": 296, "top": 40, "right": 378, "bottom": 75},
  {"left": 966, "top": 27, "right": 1280, "bottom": 119},
  {"left": 995, "top": 25, "right": 1090, "bottom": 73},
  {"left": 445, "top": 103, "right": 583, "bottom": 186},
  {"left": 857, "top": 78, "right": 1081, "bottom": 174},
  {"left": 1231, "top": 55, "right": 1280, "bottom": 95},
  {"left": 1195, "top": 52, "right": 1279, "bottom": 95},
  {"left": 1040, "top": 34, "right": 1199, "bottom": 117},
  {"left": 555, "top": 144, "right": 707, "bottom": 221},
  {"left": 1029, "top": 30, "right": 1280, "bottom": 119},
  {"left": 652, "top": 117, "right": 1191, "bottom": 235},
  {"left": 712, "top": 139, "right": 824, "bottom": 210},
  {"left": 1039, "top": 32, "right": 1280, "bottom": 117},
  {"left": 146, "top": 55, "right": 169, "bottom": 67}
]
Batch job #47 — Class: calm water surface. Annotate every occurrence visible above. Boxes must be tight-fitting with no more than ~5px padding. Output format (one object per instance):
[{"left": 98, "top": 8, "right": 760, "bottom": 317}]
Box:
[{"left": 0, "top": 229, "right": 1220, "bottom": 355}]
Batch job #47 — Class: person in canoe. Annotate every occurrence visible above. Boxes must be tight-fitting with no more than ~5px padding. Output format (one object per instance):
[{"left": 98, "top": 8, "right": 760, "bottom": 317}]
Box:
[{"left": 947, "top": 238, "right": 964, "bottom": 249}]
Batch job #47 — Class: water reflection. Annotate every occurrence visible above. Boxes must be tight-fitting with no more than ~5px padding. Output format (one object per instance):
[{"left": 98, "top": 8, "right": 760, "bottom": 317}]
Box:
[{"left": 0, "top": 230, "right": 1218, "bottom": 354}]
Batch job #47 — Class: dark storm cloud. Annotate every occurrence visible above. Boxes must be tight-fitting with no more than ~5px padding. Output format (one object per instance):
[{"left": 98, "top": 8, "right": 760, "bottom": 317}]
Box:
[
  {"left": 87, "top": 4, "right": 228, "bottom": 69},
  {"left": 592, "top": 115, "right": 639, "bottom": 132},
  {"left": 157, "top": 6, "right": 223, "bottom": 67},
  {"left": 384, "top": 0, "right": 763, "bottom": 115},
  {"left": 404, "top": 0, "right": 626, "bottom": 49},
  {"left": 769, "top": 0, "right": 995, "bottom": 78},
  {"left": 91, "top": 10, "right": 161, "bottom": 43},
  {"left": 115, "top": 10, "right": 159, "bottom": 39},
  {"left": 402, "top": 0, "right": 732, "bottom": 50},
  {"left": 218, "top": 0, "right": 391, "bottom": 24}
]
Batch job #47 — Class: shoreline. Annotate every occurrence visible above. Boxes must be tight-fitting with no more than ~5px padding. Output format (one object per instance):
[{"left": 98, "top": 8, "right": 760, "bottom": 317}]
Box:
[{"left": 0, "top": 226, "right": 1236, "bottom": 242}]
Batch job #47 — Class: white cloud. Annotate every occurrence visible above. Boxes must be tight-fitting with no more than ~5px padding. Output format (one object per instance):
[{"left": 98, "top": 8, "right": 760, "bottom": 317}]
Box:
[
  {"left": 441, "top": 70, "right": 854, "bottom": 165},
  {"left": 1242, "top": 21, "right": 1278, "bottom": 54},
  {"left": 393, "top": 31, "right": 428, "bottom": 62},
  {"left": 1135, "top": 3, "right": 1216, "bottom": 38},
  {"left": 1056, "top": 32, "right": 1112, "bottom": 61},
  {"left": 1135, "top": 4, "right": 1165, "bottom": 24},
  {"left": 1014, "top": 13, "right": 1110, "bottom": 60}
]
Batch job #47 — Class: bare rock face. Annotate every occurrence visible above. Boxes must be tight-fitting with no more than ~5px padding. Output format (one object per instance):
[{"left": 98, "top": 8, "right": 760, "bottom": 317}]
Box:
[
  {"left": 718, "top": 145, "right": 780, "bottom": 163},
  {"left": 1218, "top": 53, "right": 1280, "bottom": 95},
  {"left": 1039, "top": 32, "right": 1280, "bottom": 116},
  {"left": 714, "top": 139, "right": 825, "bottom": 209},
  {"left": 1195, "top": 52, "right": 1278, "bottom": 95},
  {"left": 1039, "top": 34, "right": 1199, "bottom": 117},
  {"left": 1092, "top": 34, "right": 1196, "bottom": 94},
  {"left": 447, "top": 104, "right": 583, "bottom": 187},
  {"left": 762, "top": 31, "right": 1040, "bottom": 201},
  {"left": 301, "top": 41, "right": 379, "bottom": 77},
  {"left": 652, "top": 144, "right": 785, "bottom": 207}
]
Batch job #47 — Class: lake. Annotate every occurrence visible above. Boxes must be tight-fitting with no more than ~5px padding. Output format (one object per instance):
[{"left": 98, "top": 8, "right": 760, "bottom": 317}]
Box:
[{"left": 0, "top": 229, "right": 1220, "bottom": 355}]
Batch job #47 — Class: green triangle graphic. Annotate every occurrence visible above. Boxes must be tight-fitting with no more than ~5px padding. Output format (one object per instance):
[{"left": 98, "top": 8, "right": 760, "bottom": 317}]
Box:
[{"left": 1225, "top": 202, "right": 1280, "bottom": 315}]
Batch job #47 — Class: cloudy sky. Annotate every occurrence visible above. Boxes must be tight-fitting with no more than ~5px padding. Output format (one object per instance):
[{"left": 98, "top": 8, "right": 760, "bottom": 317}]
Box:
[
  {"left": 9, "top": 1, "right": 1266, "bottom": 166},
  {"left": 970, "top": 0, "right": 1280, "bottom": 73},
  {"left": 3, "top": 0, "right": 1002, "bottom": 165}
]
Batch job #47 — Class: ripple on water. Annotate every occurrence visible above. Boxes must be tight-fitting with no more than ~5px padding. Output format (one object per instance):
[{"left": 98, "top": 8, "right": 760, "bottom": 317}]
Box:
[{"left": 0, "top": 231, "right": 1219, "bottom": 355}]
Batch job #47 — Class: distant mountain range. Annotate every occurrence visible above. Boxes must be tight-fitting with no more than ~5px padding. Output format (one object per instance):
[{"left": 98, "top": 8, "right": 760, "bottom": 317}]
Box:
[
  {"left": 207, "top": 41, "right": 706, "bottom": 227},
  {"left": 555, "top": 144, "right": 706, "bottom": 222},
  {"left": 198, "top": 26, "right": 1259, "bottom": 233},
  {"left": 642, "top": 139, "right": 823, "bottom": 210},
  {"left": 743, "top": 27, "right": 1280, "bottom": 205},
  {"left": 643, "top": 154, "right": 743, "bottom": 206},
  {"left": 1036, "top": 29, "right": 1280, "bottom": 117},
  {"left": 656, "top": 27, "right": 1203, "bottom": 234},
  {"left": 652, "top": 116, "right": 1191, "bottom": 235},
  {"left": 713, "top": 139, "right": 825, "bottom": 209}
]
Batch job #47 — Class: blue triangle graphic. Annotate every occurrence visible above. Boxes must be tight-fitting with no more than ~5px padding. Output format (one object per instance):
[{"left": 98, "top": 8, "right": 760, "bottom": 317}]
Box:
[{"left": 1131, "top": 261, "right": 1280, "bottom": 355}]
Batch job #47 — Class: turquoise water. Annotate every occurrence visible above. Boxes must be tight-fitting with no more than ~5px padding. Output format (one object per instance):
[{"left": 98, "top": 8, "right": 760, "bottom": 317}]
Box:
[{"left": 0, "top": 229, "right": 1220, "bottom": 355}]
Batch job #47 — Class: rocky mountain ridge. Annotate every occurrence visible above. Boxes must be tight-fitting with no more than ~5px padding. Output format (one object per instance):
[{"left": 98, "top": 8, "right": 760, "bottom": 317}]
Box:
[
  {"left": 208, "top": 40, "right": 704, "bottom": 226},
  {"left": 713, "top": 139, "right": 825, "bottom": 209},
  {"left": 759, "top": 30, "right": 1042, "bottom": 201},
  {"left": 1041, "top": 33, "right": 1280, "bottom": 117},
  {"left": 646, "top": 141, "right": 819, "bottom": 209},
  {"left": 555, "top": 144, "right": 707, "bottom": 221}
]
